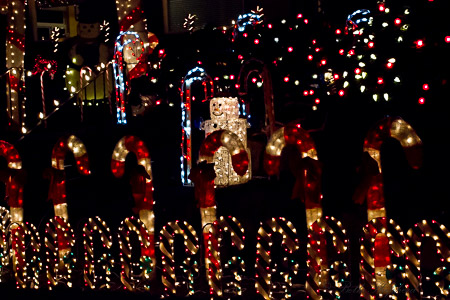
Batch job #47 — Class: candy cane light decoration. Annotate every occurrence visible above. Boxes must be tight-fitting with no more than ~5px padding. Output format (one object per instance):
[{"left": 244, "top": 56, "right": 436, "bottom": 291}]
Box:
[
  {"left": 404, "top": 220, "right": 450, "bottom": 299},
  {"left": 49, "top": 135, "right": 90, "bottom": 220},
  {"left": 263, "top": 124, "right": 321, "bottom": 228},
  {"left": 207, "top": 216, "right": 246, "bottom": 298},
  {"left": 0, "top": 207, "right": 11, "bottom": 282},
  {"left": 159, "top": 220, "right": 199, "bottom": 296},
  {"left": 5, "top": 0, "right": 26, "bottom": 133},
  {"left": 237, "top": 58, "right": 275, "bottom": 136},
  {"left": 181, "top": 66, "right": 214, "bottom": 185},
  {"left": 306, "top": 216, "right": 350, "bottom": 299},
  {"left": 0, "top": 140, "right": 24, "bottom": 225},
  {"left": 359, "top": 217, "right": 406, "bottom": 299},
  {"left": 111, "top": 135, "right": 156, "bottom": 271},
  {"left": 255, "top": 217, "right": 300, "bottom": 299},
  {"left": 360, "top": 116, "right": 423, "bottom": 221}
]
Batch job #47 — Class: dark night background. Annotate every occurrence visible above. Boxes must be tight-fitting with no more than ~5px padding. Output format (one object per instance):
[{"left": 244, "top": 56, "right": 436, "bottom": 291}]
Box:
[{"left": 0, "top": 0, "right": 449, "bottom": 299}]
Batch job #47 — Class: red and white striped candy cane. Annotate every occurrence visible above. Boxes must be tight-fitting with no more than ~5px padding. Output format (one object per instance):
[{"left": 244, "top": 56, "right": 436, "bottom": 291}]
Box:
[
  {"left": 111, "top": 135, "right": 156, "bottom": 271},
  {"left": 49, "top": 135, "right": 90, "bottom": 220},
  {"left": 404, "top": 220, "right": 449, "bottom": 299},
  {"left": 0, "top": 207, "right": 11, "bottom": 279},
  {"left": 306, "top": 216, "right": 350, "bottom": 299},
  {"left": 264, "top": 123, "right": 321, "bottom": 228},
  {"left": 362, "top": 116, "right": 422, "bottom": 221},
  {"left": 196, "top": 130, "right": 248, "bottom": 295},
  {"left": 359, "top": 217, "right": 405, "bottom": 299},
  {"left": 237, "top": 58, "right": 275, "bottom": 135},
  {"left": 0, "top": 140, "right": 24, "bottom": 225}
]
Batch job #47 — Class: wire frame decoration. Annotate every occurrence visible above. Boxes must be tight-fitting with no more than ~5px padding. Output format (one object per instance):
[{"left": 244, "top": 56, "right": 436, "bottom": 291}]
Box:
[{"left": 200, "top": 97, "right": 251, "bottom": 186}]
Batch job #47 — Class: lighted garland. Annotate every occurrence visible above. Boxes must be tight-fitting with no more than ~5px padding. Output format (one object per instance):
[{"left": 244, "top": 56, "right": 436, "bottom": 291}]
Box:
[
  {"left": 207, "top": 215, "right": 246, "bottom": 297},
  {"left": 49, "top": 135, "right": 90, "bottom": 220},
  {"left": 159, "top": 220, "right": 199, "bottom": 297},
  {"left": 255, "top": 217, "right": 300, "bottom": 300},
  {"left": 117, "top": 216, "right": 153, "bottom": 291},
  {"left": 111, "top": 135, "right": 156, "bottom": 271},
  {"left": 11, "top": 222, "right": 41, "bottom": 289},
  {"left": 180, "top": 66, "right": 214, "bottom": 185},
  {"left": 404, "top": 220, "right": 450, "bottom": 299},
  {"left": 43, "top": 216, "right": 76, "bottom": 288},
  {"left": 305, "top": 216, "right": 350, "bottom": 299},
  {"left": 359, "top": 217, "right": 406, "bottom": 299},
  {"left": 361, "top": 116, "right": 422, "bottom": 221},
  {"left": 82, "top": 216, "right": 114, "bottom": 289}
]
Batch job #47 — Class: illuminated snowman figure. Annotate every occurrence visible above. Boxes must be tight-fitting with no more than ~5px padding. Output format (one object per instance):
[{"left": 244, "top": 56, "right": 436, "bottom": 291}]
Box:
[{"left": 201, "top": 97, "right": 251, "bottom": 186}]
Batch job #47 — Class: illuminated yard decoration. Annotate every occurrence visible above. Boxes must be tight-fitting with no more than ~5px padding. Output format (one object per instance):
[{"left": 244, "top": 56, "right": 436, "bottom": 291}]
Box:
[
  {"left": 117, "top": 216, "right": 153, "bottom": 291},
  {"left": 404, "top": 220, "right": 450, "bottom": 299},
  {"left": 180, "top": 66, "right": 214, "bottom": 185},
  {"left": 306, "top": 216, "right": 350, "bottom": 299},
  {"left": 0, "top": 140, "right": 24, "bottom": 225},
  {"left": 159, "top": 220, "right": 199, "bottom": 297},
  {"left": 237, "top": 58, "right": 275, "bottom": 136},
  {"left": 111, "top": 135, "right": 156, "bottom": 269},
  {"left": 44, "top": 216, "right": 76, "bottom": 289},
  {"left": 359, "top": 217, "right": 406, "bottom": 299},
  {"left": 5, "top": 0, "right": 26, "bottom": 133},
  {"left": 207, "top": 216, "right": 246, "bottom": 298},
  {"left": 263, "top": 124, "right": 321, "bottom": 228},
  {"left": 201, "top": 97, "right": 251, "bottom": 186},
  {"left": 11, "top": 222, "right": 41, "bottom": 289},
  {"left": 82, "top": 216, "right": 114, "bottom": 289},
  {"left": 255, "top": 217, "right": 300, "bottom": 299},
  {"left": 360, "top": 117, "right": 422, "bottom": 221},
  {"left": 0, "top": 207, "right": 10, "bottom": 282},
  {"left": 49, "top": 135, "right": 91, "bottom": 220}
]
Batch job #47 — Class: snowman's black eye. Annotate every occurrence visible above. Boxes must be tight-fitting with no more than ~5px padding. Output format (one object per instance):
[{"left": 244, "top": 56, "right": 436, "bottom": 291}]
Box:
[{"left": 219, "top": 103, "right": 222, "bottom": 106}]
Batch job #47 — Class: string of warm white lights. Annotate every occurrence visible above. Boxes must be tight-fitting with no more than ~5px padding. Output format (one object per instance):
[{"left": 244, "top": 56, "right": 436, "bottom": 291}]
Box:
[{"left": 255, "top": 217, "right": 300, "bottom": 299}]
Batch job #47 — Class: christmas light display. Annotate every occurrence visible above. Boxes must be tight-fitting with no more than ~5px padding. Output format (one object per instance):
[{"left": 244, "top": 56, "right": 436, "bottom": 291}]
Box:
[
  {"left": 159, "top": 220, "right": 199, "bottom": 297},
  {"left": 44, "top": 216, "right": 76, "bottom": 288},
  {"left": 306, "top": 216, "right": 350, "bottom": 299},
  {"left": 359, "top": 217, "right": 405, "bottom": 299},
  {"left": 49, "top": 135, "right": 91, "bottom": 220},
  {"left": 111, "top": 135, "right": 156, "bottom": 270},
  {"left": 5, "top": 0, "right": 26, "bottom": 133},
  {"left": 117, "top": 216, "right": 153, "bottom": 291},
  {"left": 255, "top": 217, "right": 299, "bottom": 299},
  {"left": 0, "top": 140, "right": 24, "bottom": 224},
  {"left": 82, "top": 216, "right": 114, "bottom": 289},
  {"left": 180, "top": 66, "right": 214, "bottom": 185},
  {"left": 237, "top": 59, "right": 275, "bottom": 135},
  {"left": 0, "top": 207, "right": 10, "bottom": 281},
  {"left": 404, "top": 220, "right": 450, "bottom": 299},
  {"left": 359, "top": 116, "right": 422, "bottom": 221},
  {"left": 207, "top": 215, "right": 246, "bottom": 298},
  {"left": 200, "top": 97, "right": 251, "bottom": 186},
  {"left": 263, "top": 124, "right": 321, "bottom": 227},
  {"left": 32, "top": 56, "right": 57, "bottom": 125},
  {"left": 11, "top": 222, "right": 41, "bottom": 289}
]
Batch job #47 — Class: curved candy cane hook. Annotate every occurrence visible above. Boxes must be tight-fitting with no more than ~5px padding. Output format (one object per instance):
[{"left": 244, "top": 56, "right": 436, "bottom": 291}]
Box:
[
  {"left": 111, "top": 135, "right": 156, "bottom": 268},
  {"left": 357, "top": 116, "right": 423, "bottom": 221},
  {"left": 237, "top": 58, "right": 275, "bottom": 135},
  {"left": 0, "top": 140, "right": 24, "bottom": 224},
  {"left": 48, "top": 135, "right": 90, "bottom": 220},
  {"left": 263, "top": 123, "right": 321, "bottom": 227}
]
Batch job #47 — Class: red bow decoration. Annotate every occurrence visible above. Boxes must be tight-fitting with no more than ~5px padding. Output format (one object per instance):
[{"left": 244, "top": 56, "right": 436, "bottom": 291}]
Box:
[
  {"left": 32, "top": 55, "right": 57, "bottom": 78},
  {"left": 188, "top": 161, "right": 216, "bottom": 208}
]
